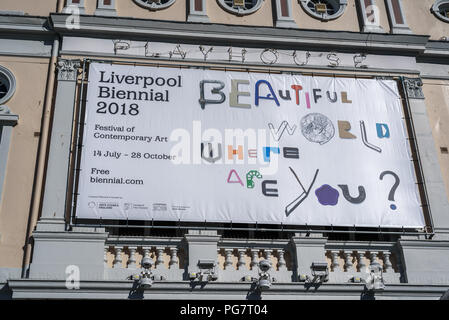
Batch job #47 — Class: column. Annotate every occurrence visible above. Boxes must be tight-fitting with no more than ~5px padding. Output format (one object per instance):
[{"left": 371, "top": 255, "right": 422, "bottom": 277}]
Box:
[
  {"left": 237, "top": 249, "right": 247, "bottom": 271},
  {"left": 277, "top": 249, "right": 287, "bottom": 271},
  {"left": 403, "top": 77, "right": 449, "bottom": 238},
  {"left": 128, "top": 247, "right": 137, "bottom": 269},
  {"left": 344, "top": 251, "right": 354, "bottom": 272},
  {"left": 357, "top": 0, "right": 384, "bottom": 33},
  {"left": 250, "top": 249, "right": 259, "bottom": 269},
  {"left": 224, "top": 249, "right": 234, "bottom": 270},
  {"left": 113, "top": 247, "right": 123, "bottom": 268},
  {"left": 36, "top": 59, "right": 80, "bottom": 231},
  {"left": 155, "top": 247, "right": 166, "bottom": 270},
  {"left": 382, "top": 251, "right": 393, "bottom": 273},
  {"left": 331, "top": 251, "right": 340, "bottom": 272},
  {"left": 357, "top": 251, "right": 367, "bottom": 273},
  {"left": 28, "top": 59, "right": 108, "bottom": 281},
  {"left": 264, "top": 250, "right": 273, "bottom": 266},
  {"left": 385, "top": 0, "right": 412, "bottom": 34},
  {"left": 95, "top": 0, "right": 117, "bottom": 16},
  {"left": 369, "top": 251, "right": 380, "bottom": 268},
  {"left": 169, "top": 247, "right": 179, "bottom": 270},
  {"left": 274, "top": 0, "right": 297, "bottom": 28},
  {"left": 188, "top": 0, "right": 209, "bottom": 23},
  {"left": 397, "top": 77, "right": 449, "bottom": 285}
]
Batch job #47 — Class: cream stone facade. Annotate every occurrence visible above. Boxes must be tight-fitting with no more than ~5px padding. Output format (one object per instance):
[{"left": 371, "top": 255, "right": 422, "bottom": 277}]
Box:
[{"left": 1, "top": 0, "right": 449, "bottom": 300}]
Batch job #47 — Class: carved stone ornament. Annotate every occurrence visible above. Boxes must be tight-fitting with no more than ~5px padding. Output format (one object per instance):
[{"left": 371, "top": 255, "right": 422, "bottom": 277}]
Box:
[
  {"left": 57, "top": 59, "right": 81, "bottom": 81},
  {"left": 404, "top": 78, "right": 425, "bottom": 99},
  {"left": 0, "top": 105, "right": 19, "bottom": 126},
  {"left": 0, "top": 105, "right": 10, "bottom": 115}
]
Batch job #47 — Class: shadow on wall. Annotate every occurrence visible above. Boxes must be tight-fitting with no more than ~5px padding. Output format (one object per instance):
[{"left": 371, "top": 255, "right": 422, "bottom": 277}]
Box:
[
  {"left": 441, "top": 289, "right": 449, "bottom": 300},
  {"left": 0, "top": 283, "right": 13, "bottom": 300}
]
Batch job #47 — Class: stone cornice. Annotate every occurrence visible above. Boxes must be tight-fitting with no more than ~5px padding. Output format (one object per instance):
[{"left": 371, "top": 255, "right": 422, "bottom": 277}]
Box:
[
  {"left": 0, "top": 14, "right": 53, "bottom": 36},
  {"left": 49, "top": 13, "right": 431, "bottom": 56},
  {"left": 7, "top": 279, "right": 449, "bottom": 299},
  {"left": 2, "top": 13, "right": 448, "bottom": 61},
  {"left": 398, "top": 239, "right": 449, "bottom": 249},
  {"left": 0, "top": 105, "right": 19, "bottom": 126}
]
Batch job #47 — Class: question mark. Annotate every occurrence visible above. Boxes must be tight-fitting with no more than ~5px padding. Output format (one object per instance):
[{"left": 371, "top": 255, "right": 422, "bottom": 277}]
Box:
[{"left": 379, "top": 171, "right": 400, "bottom": 211}]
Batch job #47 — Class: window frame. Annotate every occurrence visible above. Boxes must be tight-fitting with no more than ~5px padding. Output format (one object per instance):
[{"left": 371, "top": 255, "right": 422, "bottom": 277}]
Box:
[
  {"left": 217, "top": 0, "right": 265, "bottom": 16},
  {"left": 0, "top": 65, "right": 16, "bottom": 105},
  {"left": 132, "top": 0, "right": 177, "bottom": 11},
  {"left": 432, "top": 0, "right": 449, "bottom": 23},
  {"left": 299, "top": 0, "right": 348, "bottom": 21}
]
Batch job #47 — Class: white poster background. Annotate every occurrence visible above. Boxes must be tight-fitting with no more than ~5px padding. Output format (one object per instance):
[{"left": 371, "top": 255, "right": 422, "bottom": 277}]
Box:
[{"left": 76, "top": 63, "right": 425, "bottom": 228}]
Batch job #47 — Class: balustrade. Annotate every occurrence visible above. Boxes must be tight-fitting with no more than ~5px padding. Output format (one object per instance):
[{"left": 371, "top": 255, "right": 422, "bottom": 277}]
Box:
[{"left": 104, "top": 236, "right": 404, "bottom": 284}]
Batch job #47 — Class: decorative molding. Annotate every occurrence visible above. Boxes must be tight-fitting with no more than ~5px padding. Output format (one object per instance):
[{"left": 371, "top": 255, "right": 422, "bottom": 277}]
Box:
[
  {"left": 0, "top": 105, "right": 19, "bottom": 126},
  {"left": 57, "top": 59, "right": 81, "bottom": 81},
  {"left": 217, "top": 0, "right": 265, "bottom": 16},
  {"left": 133, "top": 0, "right": 176, "bottom": 11},
  {"left": 300, "top": 0, "right": 348, "bottom": 21},
  {"left": 50, "top": 14, "right": 430, "bottom": 55},
  {"left": 7, "top": 279, "right": 449, "bottom": 299},
  {"left": 403, "top": 77, "right": 425, "bottom": 99}
]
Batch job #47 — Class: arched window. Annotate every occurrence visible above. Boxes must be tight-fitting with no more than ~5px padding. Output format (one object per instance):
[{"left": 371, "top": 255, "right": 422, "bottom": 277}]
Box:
[
  {"left": 0, "top": 66, "right": 16, "bottom": 105},
  {"left": 217, "top": 0, "right": 265, "bottom": 16},
  {"left": 432, "top": 0, "right": 449, "bottom": 22},
  {"left": 300, "top": 0, "right": 348, "bottom": 21},
  {"left": 133, "top": 0, "right": 176, "bottom": 11}
]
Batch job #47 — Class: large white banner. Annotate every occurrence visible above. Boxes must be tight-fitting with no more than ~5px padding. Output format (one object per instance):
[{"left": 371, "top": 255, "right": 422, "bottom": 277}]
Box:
[{"left": 76, "top": 62, "right": 425, "bottom": 228}]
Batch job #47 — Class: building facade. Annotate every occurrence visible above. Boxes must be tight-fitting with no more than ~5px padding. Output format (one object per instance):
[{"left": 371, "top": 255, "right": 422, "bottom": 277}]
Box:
[{"left": 1, "top": 0, "right": 449, "bottom": 300}]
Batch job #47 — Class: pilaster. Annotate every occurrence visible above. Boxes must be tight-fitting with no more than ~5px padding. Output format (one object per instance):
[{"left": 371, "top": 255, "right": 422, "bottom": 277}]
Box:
[
  {"left": 385, "top": 0, "right": 412, "bottom": 34},
  {"left": 398, "top": 239, "right": 449, "bottom": 285},
  {"left": 184, "top": 230, "right": 220, "bottom": 275},
  {"left": 29, "top": 59, "right": 109, "bottom": 281},
  {"left": 290, "top": 234, "right": 328, "bottom": 281},
  {"left": 274, "top": 0, "right": 298, "bottom": 28},
  {"left": 357, "top": 0, "right": 385, "bottom": 33},
  {"left": 187, "top": 0, "right": 209, "bottom": 23},
  {"left": 35, "top": 59, "right": 80, "bottom": 232},
  {"left": 95, "top": 0, "right": 117, "bottom": 16},
  {"left": 403, "top": 77, "right": 449, "bottom": 239}
]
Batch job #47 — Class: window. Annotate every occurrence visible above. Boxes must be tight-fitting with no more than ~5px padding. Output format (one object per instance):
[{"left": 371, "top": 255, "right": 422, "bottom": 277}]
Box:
[
  {"left": 432, "top": 0, "right": 449, "bottom": 22},
  {"left": 300, "top": 0, "right": 348, "bottom": 21},
  {"left": 217, "top": 0, "right": 265, "bottom": 16},
  {"left": 133, "top": 0, "right": 176, "bottom": 10}
]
